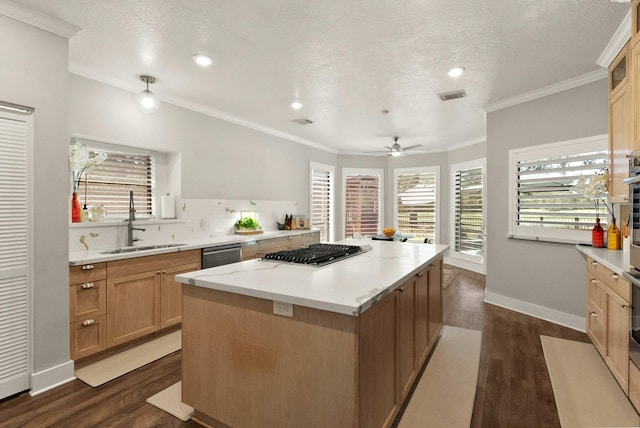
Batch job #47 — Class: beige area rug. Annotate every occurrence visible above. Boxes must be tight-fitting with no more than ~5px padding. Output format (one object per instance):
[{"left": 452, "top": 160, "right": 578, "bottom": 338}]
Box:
[
  {"left": 75, "top": 330, "right": 181, "bottom": 387},
  {"left": 442, "top": 266, "right": 458, "bottom": 289},
  {"left": 541, "top": 335, "right": 640, "bottom": 428},
  {"left": 398, "top": 325, "right": 482, "bottom": 428},
  {"left": 146, "top": 381, "right": 193, "bottom": 421}
]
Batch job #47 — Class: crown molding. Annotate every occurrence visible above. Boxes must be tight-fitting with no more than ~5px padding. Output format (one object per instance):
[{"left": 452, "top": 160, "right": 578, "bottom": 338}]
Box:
[
  {"left": 597, "top": 8, "right": 632, "bottom": 67},
  {"left": 0, "top": 0, "right": 80, "bottom": 38},
  {"left": 483, "top": 68, "right": 607, "bottom": 113},
  {"left": 69, "top": 66, "right": 339, "bottom": 155}
]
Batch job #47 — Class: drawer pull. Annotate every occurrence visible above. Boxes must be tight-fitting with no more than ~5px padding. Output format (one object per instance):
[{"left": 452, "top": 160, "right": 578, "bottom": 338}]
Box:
[
  {"left": 82, "top": 264, "right": 95, "bottom": 270},
  {"left": 590, "top": 311, "right": 597, "bottom": 318},
  {"left": 622, "top": 304, "right": 629, "bottom": 309},
  {"left": 590, "top": 278, "right": 597, "bottom": 284},
  {"left": 418, "top": 272, "right": 424, "bottom": 278},
  {"left": 80, "top": 282, "right": 95, "bottom": 289},
  {"left": 590, "top": 261, "right": 598, "bottom": 266},
  {"left": 81, "top": 319, "right": 96, "bottom": 326},
  {"left": 610, "top": 274, "right": 619, "bottom": 280},
  {"left": 398, "top": 287, "right": 404, "bottom": 293}
]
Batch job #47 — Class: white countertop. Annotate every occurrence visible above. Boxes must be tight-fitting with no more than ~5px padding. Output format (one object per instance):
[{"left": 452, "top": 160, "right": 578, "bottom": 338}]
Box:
[
  {"left": 68, "top": 229, "right": 318, "bottom": 265},
  {"left": 575, "top": 244, "right": 629, "bottom": 275},
  {"left": 175, "top": 240, "right": 449, "bottom": 316}
]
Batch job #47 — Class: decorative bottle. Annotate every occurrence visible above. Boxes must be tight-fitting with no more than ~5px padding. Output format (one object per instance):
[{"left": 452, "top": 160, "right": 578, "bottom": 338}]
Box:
[
  {"left": 71, "top": 192, "right": 81, "bottom": 223},
  {"left": 592, "top": 218, "right": 605, "bottom": 248},
  {"left": 607, "top": 218, "right": 621, "bottom": 250}
]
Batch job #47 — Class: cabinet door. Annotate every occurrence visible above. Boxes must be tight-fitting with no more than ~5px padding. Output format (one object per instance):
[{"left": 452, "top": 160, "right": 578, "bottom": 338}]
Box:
[
  {"left": 428, "top": 259, "right": 443, "bottom": 346},
  {"left": 398, "top": 278, "right": 417, "bottom": 401},
  {"left": 415, "top": 268, "right": 430, "bottom": 366},
  {"left": 106, "top": 270, "right": 161, "bottom": 347},
  {"left": 610, "top": 78, "right": 632, "bottom": 202},
  {"left": 70, "top": 315, "right": 106, "bottom": 360},
  {"left": 161, "top": 262, "right": 201, "bottom": 329},
  {"left": 359, "top": 291, "right": 399, "bottom": 428},
  {"left": 605, "top": 288, "right": 630, "bottom": 393}
]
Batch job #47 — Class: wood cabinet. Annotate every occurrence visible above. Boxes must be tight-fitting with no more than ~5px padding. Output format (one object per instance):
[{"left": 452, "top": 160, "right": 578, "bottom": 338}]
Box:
[
  {"left": 69, "top": 263, "right": 107, "bottom": 360},
  {"left": 633, "top": 0, "right": 640, "bottom": 47},
  {"left": 183, "top": 255, "right": 444, "bottom": 428},
  {"left": 106, "top": 249, "right": 200, "bottom": 348},
  {"left": 629, "top": 359, "right": 640, "bottom": 412},
  {"left": 610, "top": 43, "right": 632, "bottom": 203},
  {"left": 585, "top": 257, "right": 630, "bottom": 394},
  {"left": 241, "top": 231, "right": 320, "bottom": 260}
]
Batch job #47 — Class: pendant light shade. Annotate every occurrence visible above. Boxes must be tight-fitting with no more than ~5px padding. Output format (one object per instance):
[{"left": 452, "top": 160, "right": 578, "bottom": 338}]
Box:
[{"left": 137, "top": 75, "right": 160, "bottom": 113}]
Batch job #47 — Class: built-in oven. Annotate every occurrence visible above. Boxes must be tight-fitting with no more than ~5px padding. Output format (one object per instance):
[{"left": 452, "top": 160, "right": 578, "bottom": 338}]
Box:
[
  {"left": 623, "top": 270, "right": 640, "bottom": 367},
  {"left": 623, "top": 156, "right": 640, "bottom": 367}
]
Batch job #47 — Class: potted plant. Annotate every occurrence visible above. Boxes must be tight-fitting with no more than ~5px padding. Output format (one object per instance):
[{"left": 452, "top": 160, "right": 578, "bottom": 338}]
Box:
[{"left": 234, "top": 216, "right": 263, "bottom": 234}]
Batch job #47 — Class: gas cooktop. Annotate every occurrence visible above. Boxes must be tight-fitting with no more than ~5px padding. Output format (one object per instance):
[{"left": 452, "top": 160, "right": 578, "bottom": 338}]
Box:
[{"left": 262, "top": 243, "right": 364, "bottom": 266}]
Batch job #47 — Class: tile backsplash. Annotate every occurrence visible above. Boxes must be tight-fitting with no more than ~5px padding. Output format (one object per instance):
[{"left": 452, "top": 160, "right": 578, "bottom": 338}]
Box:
[{"left": 69, "top": 198, "right": 298, "bottom": 252}]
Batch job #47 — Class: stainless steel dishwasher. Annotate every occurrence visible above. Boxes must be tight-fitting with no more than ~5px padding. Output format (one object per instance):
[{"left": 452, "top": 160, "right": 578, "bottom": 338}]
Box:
[{"left": 201, "top": 243, "right": 242, "bottom": 268}]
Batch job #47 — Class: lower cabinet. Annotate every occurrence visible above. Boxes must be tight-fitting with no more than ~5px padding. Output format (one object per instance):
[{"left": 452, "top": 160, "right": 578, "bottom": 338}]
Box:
[
  {"left": 605, "top": 287, "right": 630, "bottom": 392},
  {"left": 161, "top": 262, "right": 201, "bottom": 328}
]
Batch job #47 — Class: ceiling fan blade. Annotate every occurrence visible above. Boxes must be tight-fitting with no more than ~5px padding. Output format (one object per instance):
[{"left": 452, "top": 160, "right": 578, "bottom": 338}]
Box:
[
  {"left": 401, "top": 144, "right": 423, "bottom": 151},
  {"left": 363, "top": 150, "right": 390, "bottom": 154}
]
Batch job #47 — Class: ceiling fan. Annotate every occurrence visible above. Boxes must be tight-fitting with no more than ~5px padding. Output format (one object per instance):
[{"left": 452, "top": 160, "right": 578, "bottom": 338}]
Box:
[{"left": 364, "top": 136, "right": 423, "bottom": 157}]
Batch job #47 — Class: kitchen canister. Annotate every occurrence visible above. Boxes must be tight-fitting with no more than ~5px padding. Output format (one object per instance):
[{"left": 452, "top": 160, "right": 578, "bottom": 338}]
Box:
[{"left": 160, "top": 193, "right": 176, "bottom": 219}]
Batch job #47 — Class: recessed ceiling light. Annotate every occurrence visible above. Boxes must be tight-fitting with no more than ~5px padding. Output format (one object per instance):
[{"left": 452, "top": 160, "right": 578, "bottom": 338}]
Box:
[
  {"left": 192, "top": 54, "right": 213, "bottom": 67},
  {"left": 291, "top": 101, "right": 303, "bottom": 110},
  {"left": 447, "top": 66, "right": 465, "bottom": 78}
]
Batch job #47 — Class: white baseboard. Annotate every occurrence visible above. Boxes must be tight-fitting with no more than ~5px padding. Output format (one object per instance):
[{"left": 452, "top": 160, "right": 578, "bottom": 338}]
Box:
[
  {"left": 443, "top": 256, "right": 485, "bottom": 274},
  {"left": 484, "top": 290, "right": 586, "bottom": 332},
  {"left": 29, "top": 359, "right": 75, "bottom": 396}
]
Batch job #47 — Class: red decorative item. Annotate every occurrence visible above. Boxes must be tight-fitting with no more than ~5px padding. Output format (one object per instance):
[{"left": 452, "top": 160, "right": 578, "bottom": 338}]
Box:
[
  {"left": 592, "top": 217, "right": 604, "bottom": 248},
  {"left": 71, "top": 192, "right": 81, "bottom": 223}
]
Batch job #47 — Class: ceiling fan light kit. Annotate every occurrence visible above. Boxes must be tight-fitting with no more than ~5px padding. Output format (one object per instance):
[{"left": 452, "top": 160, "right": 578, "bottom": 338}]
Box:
[
  {"left": 364, "top": 136, "right": 423, "bottom": 156},
  {"left": 137, "top": 75, "right": 160, "bottom": 114}
]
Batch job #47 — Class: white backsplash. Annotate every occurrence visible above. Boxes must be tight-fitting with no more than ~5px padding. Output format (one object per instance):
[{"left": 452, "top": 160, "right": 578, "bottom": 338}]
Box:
[{"left": 69, "top": 198, "right": 298, "bottom": 252}]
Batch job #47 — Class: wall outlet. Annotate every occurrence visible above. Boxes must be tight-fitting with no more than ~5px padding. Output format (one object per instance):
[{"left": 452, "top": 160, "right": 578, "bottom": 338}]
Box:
[{"left": 273, "top": 301, "right": 293, "bottom": 317}]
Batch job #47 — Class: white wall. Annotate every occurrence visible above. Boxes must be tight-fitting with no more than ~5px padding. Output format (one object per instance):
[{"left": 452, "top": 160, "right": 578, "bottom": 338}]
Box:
[
  {"left": 0, "top": 15, "right": 73, "bottom": 389},
  {"left": 486, "top": 79, "right": 609, "bottom": 330}
]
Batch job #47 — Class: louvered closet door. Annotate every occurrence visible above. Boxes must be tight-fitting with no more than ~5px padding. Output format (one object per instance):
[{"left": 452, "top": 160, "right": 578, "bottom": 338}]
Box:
[{"left": 0, "top": 112, "right": 29, "bottom": 399}]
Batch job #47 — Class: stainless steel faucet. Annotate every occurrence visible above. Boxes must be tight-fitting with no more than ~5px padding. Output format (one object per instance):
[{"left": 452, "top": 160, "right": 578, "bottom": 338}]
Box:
[{"left": 127, "top": 190, "right": 145, "bottom": 246}]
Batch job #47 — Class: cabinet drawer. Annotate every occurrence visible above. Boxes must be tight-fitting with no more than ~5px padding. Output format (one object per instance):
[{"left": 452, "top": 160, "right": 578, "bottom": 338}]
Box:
[
  {"left": 69, "top": 279, "right": 106, "bottom": 323},
  {"left": 603, "top": 270, "right": 631, "bottom": 302},
  {"left": 587, "top": 257, "right": 606, "bottom": 283},
  {"left": 587, "top": 275, "right": 605, "bottom": 311},
  {"left": 629, "top": 359, "right": 640, "bottom": 412},
  {"left": 70, "top": 315, "right": 106, "bottom": 360},
  {"left": 587, "top": 301, "right": 605, "bottom": 355},
  {"left": 69, "top": 262, "right": 106, "bottom": 284},
  {"left": 107, "top": 249, "right": 200, "bottom": 278}
]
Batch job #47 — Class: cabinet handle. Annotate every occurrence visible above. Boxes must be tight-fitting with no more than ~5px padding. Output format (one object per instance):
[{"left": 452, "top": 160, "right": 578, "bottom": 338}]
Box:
[
  {"left": 590, "top": 311, "right": 597, "bottom": 318},
  {"left": 622, "top": 304, "right": 629, "bottom": 309},
  {"left": 82, "top": 264, "right": 95, "bottom": 270},
  {"left": 161, "top": 270, "right": 166, "bottom": 274},
  {"left": 397, "top": 287, "right": 404, "bottom": 293},
  {"left": 156, "top": 270, "right": 162, "bottom": 275},
  {"left": 81, "top": 319, "right": 96, "bottom": 326},
  {"left": 418, "top": 272, "right": 424, "bottom": 278},
  {"left": 610, "top": 274, "right": 619, "bottom": 280},
  {"left": 590, "top": 261, "right": 598, "bottom": 266},
  {"left": 80, "top": 282, "right": 95, "bottom": 289},
  {"left": 590, "top": 278, "right": 597, "bottom": 284}
]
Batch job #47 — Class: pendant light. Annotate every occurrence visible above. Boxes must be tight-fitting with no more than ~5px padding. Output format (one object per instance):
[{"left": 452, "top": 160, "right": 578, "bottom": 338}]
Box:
[{"left": 137, "top": 75, "right": 160, "bottom": 113}]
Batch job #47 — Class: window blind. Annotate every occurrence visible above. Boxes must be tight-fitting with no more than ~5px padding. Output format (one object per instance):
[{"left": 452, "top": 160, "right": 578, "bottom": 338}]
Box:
[
  {"left": 454, "top": 166, "right": 483, "bottom": 256},
  {"left": 344, "top": 173, "right": 381, "bottom": 237},
  {"left": 396, "top": 171, "right": 437, "bottom": 241},
  {"left": 310, "top": 165, "right": 333, "bottom": 243},
  {"left": 82, "top": 150, "right": 153, "bottom": 217},
  {"left": 515, "top": 150, "right": 608, "bottom": 230}
]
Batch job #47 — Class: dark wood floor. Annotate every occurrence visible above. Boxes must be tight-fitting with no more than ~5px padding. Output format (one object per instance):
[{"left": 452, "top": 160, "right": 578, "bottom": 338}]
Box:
[{"left": 0, "top": 266, "right": 589, "bottom": 427}]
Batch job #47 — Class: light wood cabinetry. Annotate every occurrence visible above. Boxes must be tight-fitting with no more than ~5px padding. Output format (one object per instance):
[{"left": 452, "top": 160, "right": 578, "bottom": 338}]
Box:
[
  {"left": 629, "top": 359, "right": 640, "bottom": 412},
  {"left": 69, "top": 250, "right": 200, "bottom": 359},
  {"left": 585, "top": 257, "right": 630, "bottom": 394},
  {"left": 182, "top": 256, "right": 444, "bottom": 428},
  {"left": 633, "top": 0, "right": 640, "bottom": 47},
  {"left": 241, "top": 231, "right": 320, "bottom": 260},
  {"left": 69, "top": 263, "right": 107, "bottom": 360},
  {"left": 610, "top": 43, "right": 632, "bottom": 202}
]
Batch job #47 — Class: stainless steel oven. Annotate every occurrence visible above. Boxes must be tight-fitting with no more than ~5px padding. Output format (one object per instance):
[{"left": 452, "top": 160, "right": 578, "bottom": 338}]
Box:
[{"left": 623, "top": 270, "right": 640, "bottom": 367}]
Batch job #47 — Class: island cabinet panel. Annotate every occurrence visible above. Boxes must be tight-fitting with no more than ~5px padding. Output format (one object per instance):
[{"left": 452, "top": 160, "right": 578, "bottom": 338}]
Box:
[
  {"left": 358, "top": 290, "right": 399, "bottom": 428},
  {"left": 415, "top": 267, "right": 430, "bottom": 365},
  {"left": 182, "top": 286, "right": 358, "bottom": 428},
  {"left": 398, "top": 277, "right": 417, "bottom": 401},
  {"left": 428, "top": 259, "right": 443, "bottom": 346},
  {"left": 160, "top": 261, "right": 201, "bottom": 329}
]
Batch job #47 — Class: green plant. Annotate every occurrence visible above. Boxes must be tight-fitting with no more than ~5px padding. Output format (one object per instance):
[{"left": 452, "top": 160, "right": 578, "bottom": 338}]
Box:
[{"left": 234, "top": 217, "right": 260, "bottom": 230}]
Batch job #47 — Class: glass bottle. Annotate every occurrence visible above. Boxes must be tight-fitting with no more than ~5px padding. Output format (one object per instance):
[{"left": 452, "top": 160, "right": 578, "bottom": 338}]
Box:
[
  {"left": 71, "top": 192, "right": 81, "bottom": 223},
  {"left": 607, "top": 218, "right": 621, "bottom": 250},
  {"left": 592, "top": 218, "right": 604, "bottom": 248}
]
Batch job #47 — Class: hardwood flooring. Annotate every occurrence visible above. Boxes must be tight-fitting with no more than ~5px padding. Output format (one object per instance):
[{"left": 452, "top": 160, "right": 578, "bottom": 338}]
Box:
[{"left": 0, "top": 266, "right": 588, "bottom": 427}]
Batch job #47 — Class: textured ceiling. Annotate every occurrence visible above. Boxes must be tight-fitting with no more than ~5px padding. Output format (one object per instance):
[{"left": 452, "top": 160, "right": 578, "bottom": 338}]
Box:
[{"left": 12, "top": 0, "right": 630, "bottom": 154}]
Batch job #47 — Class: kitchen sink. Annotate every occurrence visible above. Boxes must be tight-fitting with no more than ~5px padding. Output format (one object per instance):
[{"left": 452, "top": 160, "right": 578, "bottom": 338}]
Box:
[{"left": 100, "top": 243, "right": 187, "bottom": 254}]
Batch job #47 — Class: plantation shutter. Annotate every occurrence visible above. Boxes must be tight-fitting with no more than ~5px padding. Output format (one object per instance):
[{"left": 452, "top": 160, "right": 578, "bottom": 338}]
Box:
[
  {"left": 344, "top": 172, "right": 381, "bottom": 237},
  {"left": 396, "top": 171, "right": 436, "bottom": 241},
  {"left": 0, "top": 110, "right": 30, "bottom": 399},
  {"left": 83, "top": 151, "right": 153, "bottom": 217},
  {"left": 515, "top": 150, "right": 608, "bottom": 230},
  {"left": 310, "top": 164, "right": 334, "bottom": 243},
  {"left": 454, "top": 166, "right": 484, "bottom": 257}
]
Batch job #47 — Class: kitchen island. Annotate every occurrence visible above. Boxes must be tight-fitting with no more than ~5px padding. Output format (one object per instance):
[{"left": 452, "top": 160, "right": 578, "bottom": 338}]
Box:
[{"left": 176, "top": 240, "right": 448, "bottom": 428}]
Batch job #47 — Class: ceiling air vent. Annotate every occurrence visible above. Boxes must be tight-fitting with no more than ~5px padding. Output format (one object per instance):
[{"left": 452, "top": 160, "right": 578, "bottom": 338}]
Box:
[
  {"left": 437, "top": 89, "right": 467, "bottom": 101},
  {"left": 292, "top": 118, "right": 313, "bottom": 125}
]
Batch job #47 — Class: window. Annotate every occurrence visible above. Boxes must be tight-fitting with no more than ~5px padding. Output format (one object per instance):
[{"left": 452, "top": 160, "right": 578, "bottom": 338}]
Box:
[
  {"left": 343, "top": 168, "right": 383, "bottom": 238},
  {"left": 310, "top": 162, "right": 334, "bottom": 243},
  {"left": 73, "top": 140, "right": 155, "bottom": 218},
  {"left": 508, "top": 135, "right": 608, "bottom": 243},
  {"left": 394, "top": 167, "right": 439, "bottom": 242},
  {"left": 451, "top": 159, "right": 485, "bottom": 262}
]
